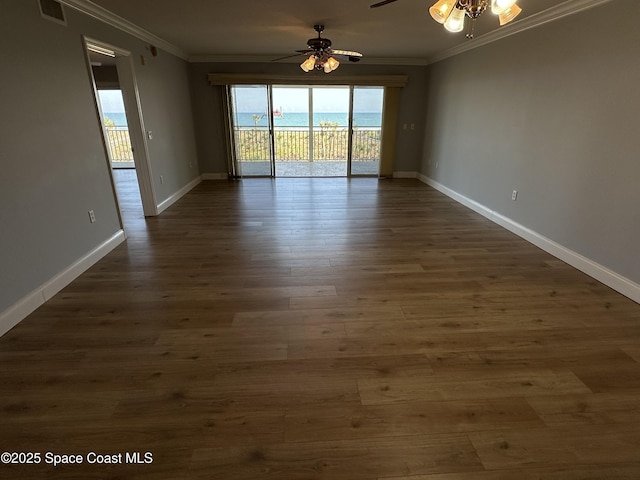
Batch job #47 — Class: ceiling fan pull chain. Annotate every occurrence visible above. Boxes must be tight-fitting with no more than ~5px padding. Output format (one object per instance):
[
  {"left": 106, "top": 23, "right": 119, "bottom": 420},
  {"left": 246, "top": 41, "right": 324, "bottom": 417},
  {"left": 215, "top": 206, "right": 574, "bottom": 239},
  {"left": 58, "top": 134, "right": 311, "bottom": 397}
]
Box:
[{"left": 466, "top": 17, "right": 476, "bottom": 39}]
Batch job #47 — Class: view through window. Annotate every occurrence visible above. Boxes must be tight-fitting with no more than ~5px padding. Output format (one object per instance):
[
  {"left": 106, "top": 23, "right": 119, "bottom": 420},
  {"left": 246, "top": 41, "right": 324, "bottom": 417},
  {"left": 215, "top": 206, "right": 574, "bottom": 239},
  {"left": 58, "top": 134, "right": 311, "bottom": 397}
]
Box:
[
  {"left": 97, "top": 90, "right": 133, "bottom": 168},
  {"left": 230, "top": 85, "right": 384, "bottom": 177}
]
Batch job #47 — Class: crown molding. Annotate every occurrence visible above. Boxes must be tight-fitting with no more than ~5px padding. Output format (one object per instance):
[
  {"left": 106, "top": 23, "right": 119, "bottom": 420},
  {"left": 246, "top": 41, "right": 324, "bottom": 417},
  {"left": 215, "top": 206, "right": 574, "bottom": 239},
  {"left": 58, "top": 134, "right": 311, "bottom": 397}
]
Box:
[
  {"left": 427, "top": 0, "right": 616, "bottom": 64},
  {"left": 189, "top": 54, "right": 429, "bottom": 66},
  {"left": 61, "top": 0, "right": 188, "bottom": 60}
]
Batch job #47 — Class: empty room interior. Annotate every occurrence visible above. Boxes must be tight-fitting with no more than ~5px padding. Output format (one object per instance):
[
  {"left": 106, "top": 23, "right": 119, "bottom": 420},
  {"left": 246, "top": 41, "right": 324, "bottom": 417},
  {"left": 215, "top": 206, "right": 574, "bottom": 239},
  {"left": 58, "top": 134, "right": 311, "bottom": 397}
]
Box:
[{"left": 2, "top": 0, "right": 640, "bottom": 478}]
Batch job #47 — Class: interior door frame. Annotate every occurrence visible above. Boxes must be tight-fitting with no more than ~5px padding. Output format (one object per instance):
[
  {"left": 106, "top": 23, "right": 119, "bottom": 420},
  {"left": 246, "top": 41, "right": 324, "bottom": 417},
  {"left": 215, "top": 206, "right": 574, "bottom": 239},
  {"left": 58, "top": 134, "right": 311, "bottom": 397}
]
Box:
[{"left": 83, "top": 36, "right": 158, "bottom": 218}]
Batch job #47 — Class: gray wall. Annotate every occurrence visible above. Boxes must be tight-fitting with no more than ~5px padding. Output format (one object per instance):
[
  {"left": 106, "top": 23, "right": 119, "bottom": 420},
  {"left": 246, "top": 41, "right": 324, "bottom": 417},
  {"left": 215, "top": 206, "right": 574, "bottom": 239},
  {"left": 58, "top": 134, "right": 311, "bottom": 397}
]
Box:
[
  {"left": 188, "top": 62, "right": 428, "bottom": 174},
  {"left": 0, "top": 2, "right": 199, "bottom": 313},
  {"left": 420, "top": 0, "right": 640, "bottom": 284}
]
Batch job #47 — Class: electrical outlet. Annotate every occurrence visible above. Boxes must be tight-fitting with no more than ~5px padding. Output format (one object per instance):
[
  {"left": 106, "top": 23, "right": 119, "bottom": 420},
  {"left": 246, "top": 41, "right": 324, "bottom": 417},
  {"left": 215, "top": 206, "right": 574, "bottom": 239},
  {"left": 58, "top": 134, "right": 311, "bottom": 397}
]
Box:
[
  {"left": 88, "top": 210, "right": 96, "bottom": 223},
  {"left": 512, "top": 190, "right": 518, "bottom": 201},
  {"left": 410, "top": 123, "right": 415, "bottom": 130},
  {"left": 160, "top": 175, "right": 164, "bottom": 184}
]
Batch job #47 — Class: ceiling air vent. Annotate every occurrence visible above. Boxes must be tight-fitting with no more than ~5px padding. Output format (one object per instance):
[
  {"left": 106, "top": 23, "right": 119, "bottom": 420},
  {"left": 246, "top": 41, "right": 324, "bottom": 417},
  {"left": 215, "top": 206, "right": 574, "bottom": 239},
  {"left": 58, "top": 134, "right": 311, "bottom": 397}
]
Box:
[{"left": 38, "top": 0, "right": 67, "bottom": 26}]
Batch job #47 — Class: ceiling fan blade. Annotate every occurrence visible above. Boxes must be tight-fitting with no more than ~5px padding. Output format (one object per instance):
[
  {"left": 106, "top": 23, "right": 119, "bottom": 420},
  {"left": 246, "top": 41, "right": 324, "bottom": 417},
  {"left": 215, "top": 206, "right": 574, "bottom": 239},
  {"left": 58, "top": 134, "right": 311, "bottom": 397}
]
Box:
[
  {"left": 272, "top": 53, "right": 305, "bottom": 62},
  {"left": 370, "top": 0, "right": 400, "bottom": 8},
  {"left": 332, "top": 49, "right": 363, "bottom": 58}
]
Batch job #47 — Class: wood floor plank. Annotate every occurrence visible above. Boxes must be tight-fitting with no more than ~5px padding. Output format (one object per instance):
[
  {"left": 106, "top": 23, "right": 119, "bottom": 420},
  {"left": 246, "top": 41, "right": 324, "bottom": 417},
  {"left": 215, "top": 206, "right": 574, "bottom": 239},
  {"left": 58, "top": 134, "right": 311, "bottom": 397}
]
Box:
[
  {"left": 190, "top": 434, "right": 482, "bottom": 479},
  {"left": 469, "top": 425, "right": 640, "bottom": 470},
  {"left": 380, "top": 463, "right": 640, "bottom": 479},
  {"left": 285, "top": 397, "right": 543, "bottom": 443},
  {"left": 358, "top": 369, "right": 590, "bottom": 405},
  {"left": 426, "top": 345, "right": 635, "bottom": 372},
  {"left": 233, "top": 306, "right": 406, "bottom": 327},
  {"left": 527, "top": 392, "right": 640, "bottom": 426},
  {"left": 212, "top": 354, "right": 435, "bottom": 384}
]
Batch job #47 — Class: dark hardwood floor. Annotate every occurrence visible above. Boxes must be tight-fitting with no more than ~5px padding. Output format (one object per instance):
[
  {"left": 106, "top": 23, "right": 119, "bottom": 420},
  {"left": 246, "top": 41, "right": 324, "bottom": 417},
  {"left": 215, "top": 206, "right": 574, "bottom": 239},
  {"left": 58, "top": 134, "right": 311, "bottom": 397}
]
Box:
[
  {"left": 2, "top": 177, "right": 640, "bottom": 479},
  {"left": 112, "top": 167, "right": 144, "bottom": 229}
]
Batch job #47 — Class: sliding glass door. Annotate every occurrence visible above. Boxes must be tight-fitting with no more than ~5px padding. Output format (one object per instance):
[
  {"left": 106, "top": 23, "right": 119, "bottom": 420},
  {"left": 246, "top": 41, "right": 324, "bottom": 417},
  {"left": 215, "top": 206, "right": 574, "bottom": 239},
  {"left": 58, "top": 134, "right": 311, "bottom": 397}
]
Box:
[
  {"left": 272, "top": 87, "right": 311, "bottom": 177},
  {"left": 229, "top": 85, "right": 383, "bottom": 178},
  {"left": 352, "top": 87, "right": 384, "bottom": 176},
  {"left": 230, "top": 85, "right": 272, "bottom": 177},
  {"left": 309, "top": 86, "right": 350, "bottom": 177}
]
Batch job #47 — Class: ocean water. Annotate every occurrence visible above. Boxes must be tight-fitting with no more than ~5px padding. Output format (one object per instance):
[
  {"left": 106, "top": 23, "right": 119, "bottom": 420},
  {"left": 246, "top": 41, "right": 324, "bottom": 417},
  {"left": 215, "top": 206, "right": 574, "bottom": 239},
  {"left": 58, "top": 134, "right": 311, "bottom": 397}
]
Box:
[
  {"left": 235, "top": 112, "right": 381, "bottom": 128},
  {"left": 103, "top": 112, "right": 128, "bottom": 126},
  {"left": 102, "top": 112, "right": 381, "bottom": 128}
]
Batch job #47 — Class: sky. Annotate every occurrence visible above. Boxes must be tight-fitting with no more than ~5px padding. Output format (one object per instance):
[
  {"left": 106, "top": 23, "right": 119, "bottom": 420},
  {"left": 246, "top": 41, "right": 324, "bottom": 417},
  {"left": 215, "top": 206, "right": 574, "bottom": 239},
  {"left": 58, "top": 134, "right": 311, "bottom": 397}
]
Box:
[
  {"left": 98, "top": 90, "right": 125, "bottom": 113},
  {"left": 233, "top": 86, "right": 384, "bottom": 113},
  {"left": 98, "top": 85, "right": 384, "bottom": 116}
]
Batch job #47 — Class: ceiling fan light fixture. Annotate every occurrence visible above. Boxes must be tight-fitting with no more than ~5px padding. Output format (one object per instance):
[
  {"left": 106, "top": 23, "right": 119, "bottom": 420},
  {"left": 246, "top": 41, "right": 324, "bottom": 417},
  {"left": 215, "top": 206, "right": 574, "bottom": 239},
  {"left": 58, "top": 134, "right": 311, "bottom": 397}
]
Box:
[
  {"left": 491, "top": 0, "right": 517, "bottom": 15},
  {"left": 287, "top": 26, "right": 362, "bottom": 74},
  {"left": 324, "top": 56, "right": 340, "bottom": 73},
  {"left": 443, "top": 6, "right": 466, "bottom": 33},
  {"left": 413, "top": 0, "right": 523, "bottom": 37},
  {"left": 429, "top": 0, "right": 456, "bottom": 24},
  {"left": 300, "top": 56, "right": 316, "bottom": 72},
  {"left": 498, "top": 3, "right": 521, "bottom": 25}
]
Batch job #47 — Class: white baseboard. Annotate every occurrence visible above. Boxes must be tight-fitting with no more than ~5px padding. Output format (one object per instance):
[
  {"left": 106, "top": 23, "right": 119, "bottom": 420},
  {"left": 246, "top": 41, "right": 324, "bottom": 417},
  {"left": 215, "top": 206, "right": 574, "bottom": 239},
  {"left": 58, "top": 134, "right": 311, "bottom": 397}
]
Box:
[
  {"left": 418, "top": 174, "right": 640, "bottom": 305},
  {"left": 201, "top": 173, "right": 229, "bottom": 180},
  {"left": 157, "top": 176, "right": 203, "bottom": 214},
  {"left": 0, "top": 230, "right": 126, "bottom": 337}
]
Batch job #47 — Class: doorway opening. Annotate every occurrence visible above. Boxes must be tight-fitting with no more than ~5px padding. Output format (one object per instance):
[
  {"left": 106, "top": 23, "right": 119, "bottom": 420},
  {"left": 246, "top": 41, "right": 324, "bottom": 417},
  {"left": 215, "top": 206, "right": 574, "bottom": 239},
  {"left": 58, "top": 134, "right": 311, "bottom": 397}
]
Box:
[
  {"left": 84, "top": 39, "right": 158, "bottom": 229},
  {"left": 229, "top": 85, "right": 384, "bottom": 178}
]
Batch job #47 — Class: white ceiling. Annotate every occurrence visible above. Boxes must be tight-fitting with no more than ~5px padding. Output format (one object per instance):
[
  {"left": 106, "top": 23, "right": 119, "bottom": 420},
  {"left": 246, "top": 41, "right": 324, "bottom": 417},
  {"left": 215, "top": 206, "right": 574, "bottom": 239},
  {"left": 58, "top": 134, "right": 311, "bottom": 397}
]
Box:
[{"left": 81, "top": 0, "right": 601, "bottom": 63}]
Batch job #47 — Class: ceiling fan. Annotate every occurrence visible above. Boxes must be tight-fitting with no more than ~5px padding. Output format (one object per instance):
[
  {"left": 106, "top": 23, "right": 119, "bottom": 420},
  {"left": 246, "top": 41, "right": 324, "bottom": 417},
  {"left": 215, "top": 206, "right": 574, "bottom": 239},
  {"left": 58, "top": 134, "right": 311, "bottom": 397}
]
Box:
[{"left": 275, "top": 25, "right": 363, "bottom": 73}]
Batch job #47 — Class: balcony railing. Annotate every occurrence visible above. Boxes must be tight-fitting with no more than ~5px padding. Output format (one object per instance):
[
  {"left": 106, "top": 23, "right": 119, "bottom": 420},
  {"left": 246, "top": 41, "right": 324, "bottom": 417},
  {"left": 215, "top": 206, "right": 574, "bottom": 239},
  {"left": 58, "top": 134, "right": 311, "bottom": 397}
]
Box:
[
  {"left": 103, "top": 126, "right": 381, "bottom": 166},
  {"left": 105, "top": 126, "right": 133, "bottom": 163},
  {"left": 234, "top": 127, "right": 381, "bottom": 162}
]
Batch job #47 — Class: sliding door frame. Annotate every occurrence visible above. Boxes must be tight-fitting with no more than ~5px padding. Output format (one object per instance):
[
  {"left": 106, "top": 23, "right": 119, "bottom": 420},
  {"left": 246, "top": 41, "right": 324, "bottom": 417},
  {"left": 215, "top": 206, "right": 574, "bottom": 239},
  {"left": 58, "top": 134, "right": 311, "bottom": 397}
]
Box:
[{"left": 224, "top": 79, "right": 403, "bottom": 178}]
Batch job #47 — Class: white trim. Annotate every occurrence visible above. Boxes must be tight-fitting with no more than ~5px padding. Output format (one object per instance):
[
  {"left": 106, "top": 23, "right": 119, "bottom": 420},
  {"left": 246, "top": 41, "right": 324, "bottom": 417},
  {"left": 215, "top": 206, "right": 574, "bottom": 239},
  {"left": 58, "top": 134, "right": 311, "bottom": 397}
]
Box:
[
  {"left": 0, "top": 230, "right": 126, "bottom": 337},
  {"left": 418, "top": 174, "right": 640, "bottom": 305},
  {"left": 201, "top": 173, "right": 229, "bottom": 180},
  {"left": 61, "top": 0, "right": 188, "bottom": 60},
  {"left": 156, "top": 176, "right": 203, "bottom": 214},
  {"left": 428, "top": 0, "right": 616, "bottom": 64}
]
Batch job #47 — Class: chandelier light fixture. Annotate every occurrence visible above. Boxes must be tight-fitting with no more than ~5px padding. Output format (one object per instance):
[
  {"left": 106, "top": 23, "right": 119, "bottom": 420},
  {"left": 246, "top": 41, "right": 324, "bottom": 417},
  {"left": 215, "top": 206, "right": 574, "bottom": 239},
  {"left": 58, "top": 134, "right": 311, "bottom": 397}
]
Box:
[{"left": 429, "top": 0, "right": 522, "bottom": 39}]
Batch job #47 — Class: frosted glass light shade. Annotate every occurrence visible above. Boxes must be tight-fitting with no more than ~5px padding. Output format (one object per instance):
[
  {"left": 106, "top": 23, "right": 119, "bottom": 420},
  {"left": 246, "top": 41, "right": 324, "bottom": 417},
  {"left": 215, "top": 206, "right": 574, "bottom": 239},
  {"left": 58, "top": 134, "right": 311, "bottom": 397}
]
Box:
[
  {"left": 498, "top": 3, "right": 521, "bottom": 25},
  {"left": 491, "top": 0, "right": 517, "bottom": 14},
  {"left": 324, "top": 56, "right": 340, "bottom": 73},
  {"left": 429, "top": 0, "right": 456, "bottom": 24},
  {"left": 300, "top": 56, "right": 316, "bottom": 72},
  {"left": 444, "top": 7, "right": 465, "bottom": 33}
]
